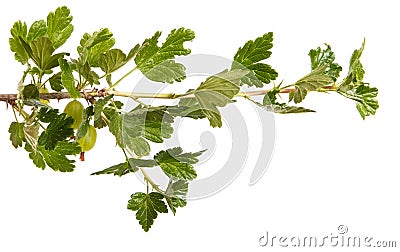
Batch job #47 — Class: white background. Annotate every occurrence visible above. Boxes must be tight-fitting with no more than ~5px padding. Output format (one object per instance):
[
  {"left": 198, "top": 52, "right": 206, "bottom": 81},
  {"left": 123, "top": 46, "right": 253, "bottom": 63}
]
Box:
[{"left": 0, "top": 0, "right": 399, "bottom": 251}]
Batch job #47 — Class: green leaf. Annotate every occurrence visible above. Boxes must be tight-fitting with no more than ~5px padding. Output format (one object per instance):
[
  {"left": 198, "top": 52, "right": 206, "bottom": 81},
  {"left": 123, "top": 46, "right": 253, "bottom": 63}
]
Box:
[
  {"left": 108, "top": 113, "right": 151, "bottom": 156},
  {"left": 143, "top": 60, "right": 186, "bottom": 84},
  {"left": 262, "top": 104, "right": 315, "bottom": 114},
  {"left": 24, "top": 123, "right": 40, "bottom": 148},
  {"left": 76, "top": 106, "right": 94, "bottom": 140},
  {"left": 91, "top": 162, "right": 132, "bottom": 176},
  {"left": 231, "top": 32, "right": 278, "bottom": 87},
  {"left": 355, "top": 85, "right": 379, "bottom": 119},
  {"left": 253, "top": 96, "right": 315, "bottom": 114},
  {"left": 124, "top": 106, "right": 175, "bottom": 143},
  {"left": 9, "top": 122, "right": 25, "bottom": 148},
  {"left": 49, "top": 72, "right": 63, "bottom": 91},
  {"left": 27, "top": 20, "right": 48, "bottom": 42},
  {"left": 59, "top": 58, "right": 81, "bottom": 99},
  {"left": 164, "top": 147, "right": 205, "bottom": 164},
  {"left": 85, "top": 63, "right": 100, "bottom": 85},
  {"left": 87, "top": 39, "right": 116, "bottom": 67},
  {"left": 165, "top": 179, "right": 189, "bottom": 214},
  {"left": 22, "top": 84, "right": 39, "bottom": 100},
  {"left": 37, "top": 107, "right": 59, "bottom": 123},
  {"left": 309, "top": 44, "right": 342, "bottom": 81},
  {"left": 128, "top": 137, "right": 151, "bottom": 157},
  {"left": 154, "top": 147, "right": 203, "bottom": 180},
  {"left": 289, "top": 65, "right": 333, "bottom": 103},
  {"left": 30, "top": 37, "right": 67, "bottom": 70},
  {"left": 263, "top": 88, "right": 281, "bottom": 106},
  {"left": 142, "top": 108, "right": 174, "bottom": 143},
  {"left": 78, "top": 28, "right": 113, "bottom": 51},
  {"left": 23, "top": 99, "right": 52, "bottom": 108},
  {"left": 109, "top": 113, "right": 124, "bottom": 147},
  {"left": 91, "top": 158, "right": 156, "bottom": 176},
  {"left": 26, "top": 141, "right": 81, "bottom": 172},
  {"left": 168, "top": 198, "right": 187, "bottom": 215},
  {"left": 193, "top": 69, "right": 247, "bottom": 127},
  {"left": 77, "top": 28, "right": 115, "bottom": 66},
  {"left": 93, "top": 115, "right": 107, "bottom": 129},
  {"left": 165, "top": 179, "right": 188, "bottom": 198},
  {"left": 127, "top": 44, "right": 141, "bottom": 59},
  {"left": 26, "top": 143, "right": 46, "bottom": 169},
  {"left": 38, "top": 108, "right": 74, "bottom": 150},
  {"left": 113, "top": 101, "right": 124, "bottom": 109},
  {"left": 99, "top": 49, "right": 130, "bottom": 74},
  {"left": 9, "top": 21, "right": 29, "bottom": 64},
  {"left": 73, "top": 60, "right": 100, "bottom": 85},
  {"left": 102, "top": 102, "right": 123, "bottom": 123},
  {"left": 46, "top": 6, "right": 74, "bottom": 49},
  {"left": 349, "top": 39, "right": 366, "bottom": 83},
  {"left": 127, "top": 192, "right": 168, "bottom": 232},
  {"left": 126, "top": 158, "right": 158, "bottom": 174},
  {"left": 339, "top": 84, "right": 379, "bottom": 119},
  {"left": 339, "top": 39, "right": 366, "bottom": 93},
  {"left": 93, "top": 95, "right": 113, "bottom": 128},
  {"left": 128, "top": 158, "right": 157, "bottom": 169},
  {"left": 134, "top": 27, "right": 194, "bottom": 83},
  {"left": 168, "top": 97, "right": 208, "bottom": 120},
  {"left": 109, "top": 106, "right": 175, "bottom": 156}
]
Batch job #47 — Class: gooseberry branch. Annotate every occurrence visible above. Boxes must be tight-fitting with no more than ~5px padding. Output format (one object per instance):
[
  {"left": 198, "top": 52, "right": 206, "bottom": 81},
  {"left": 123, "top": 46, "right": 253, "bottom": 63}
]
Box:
[{"left": 2, "top": 6, "right": 378, "bottom": 232}]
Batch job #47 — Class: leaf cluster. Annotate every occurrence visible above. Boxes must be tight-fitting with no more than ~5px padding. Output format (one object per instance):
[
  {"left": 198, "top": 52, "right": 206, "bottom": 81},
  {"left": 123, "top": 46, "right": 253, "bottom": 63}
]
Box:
[
  {"left": 9, "top": 107, "right": 81, "bottom": 172},
  {"left": 337, "top": 40, "right": 378, "bottom": 119},
  {"left": 94, "top": 147, "right": 201, "bottom": 231}
]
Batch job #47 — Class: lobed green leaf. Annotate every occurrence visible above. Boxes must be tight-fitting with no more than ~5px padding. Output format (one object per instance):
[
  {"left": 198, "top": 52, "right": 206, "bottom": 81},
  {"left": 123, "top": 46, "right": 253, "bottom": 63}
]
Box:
[
  {"left": 27, "top": 20, "right": 48, "bottom": 43},
  {"left": 9, "top": 21, "right": 29, "bottom": 64},
  {"left": 91, "top": 158, "right": 156, "bottom": 176},
  {"left": 154, "top": 147, "right": 203, "bottom": 180},
  {"left": 22, "top": 84, "right": 39, "bottom": 100},
  {"left": 77, "top": 28, "right": 115, "bottom": 67},
  {"left": 232, "top": 32, "right": 278, "bottom": 87},
  {"left": 262, "top": 104, "right": 315, "bottom": 114},
  {"left": 37, "top": 107, "right": 59, "bottom": 123},
  {"left": 193, "top": 69, "right": 247, "bottom": 127},
  {"left": 134, "top": 28, "right": 194, "bottom": 83},
  {"left": 165, "top": 178, "right": 190, "bottom": 214},
  {"left": 30, "top": 37, "right": 67, "bottom": 70},
  {"left": 309, "top": 44, "right": 342, "bottom": 81},
  {"left": 289, "top": 65, "right": 333, "bottom": 103},
  {"left": 37, "top": 108, "right": 75, "bottom": 150},
  {"left": 166, "top": 197, "right": 187, "bottom": 215},
  {"left": 46, "top": 6, "right": 74, "bottom": 49},
  {"left": 26, "top": 141, "right": 81, "bottom": 172},
  {"left": 99, "top": 49, "right": 129, "bottom": 74},
  {"left": 48, "top": 72, "right": 63, "bottom": 91},
  {"left": 168, "top": 97, "right": 208, "bottom": 120},
  {"left": 76, "top": 106, "right": 94, "bottom": 140},
  {"left": 9, "top": 122, "right": 26, "bottom": 148},
  {"left": 127, "top": 192, "right": 168, "bottom": 232},
  {"left": 165, "top": 179, "right": 189, "bottom": 198},
  {"left": 59, "top": 58, "right": 81, "bottom": 99},
  {"left": 253, "top": 97, "right": 315, "bottom": 114},
  {"left": 143, "top": 60, "right": 186, "bottom": 84},
  {"left": 93, "top": 95, "right": 113, "bottom": 128}
]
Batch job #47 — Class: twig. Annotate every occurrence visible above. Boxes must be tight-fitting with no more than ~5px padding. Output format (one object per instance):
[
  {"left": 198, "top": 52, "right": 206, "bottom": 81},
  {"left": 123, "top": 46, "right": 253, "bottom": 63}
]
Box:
[{"left": 0, "top": 85, "right": 337, "bottom": 103}]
